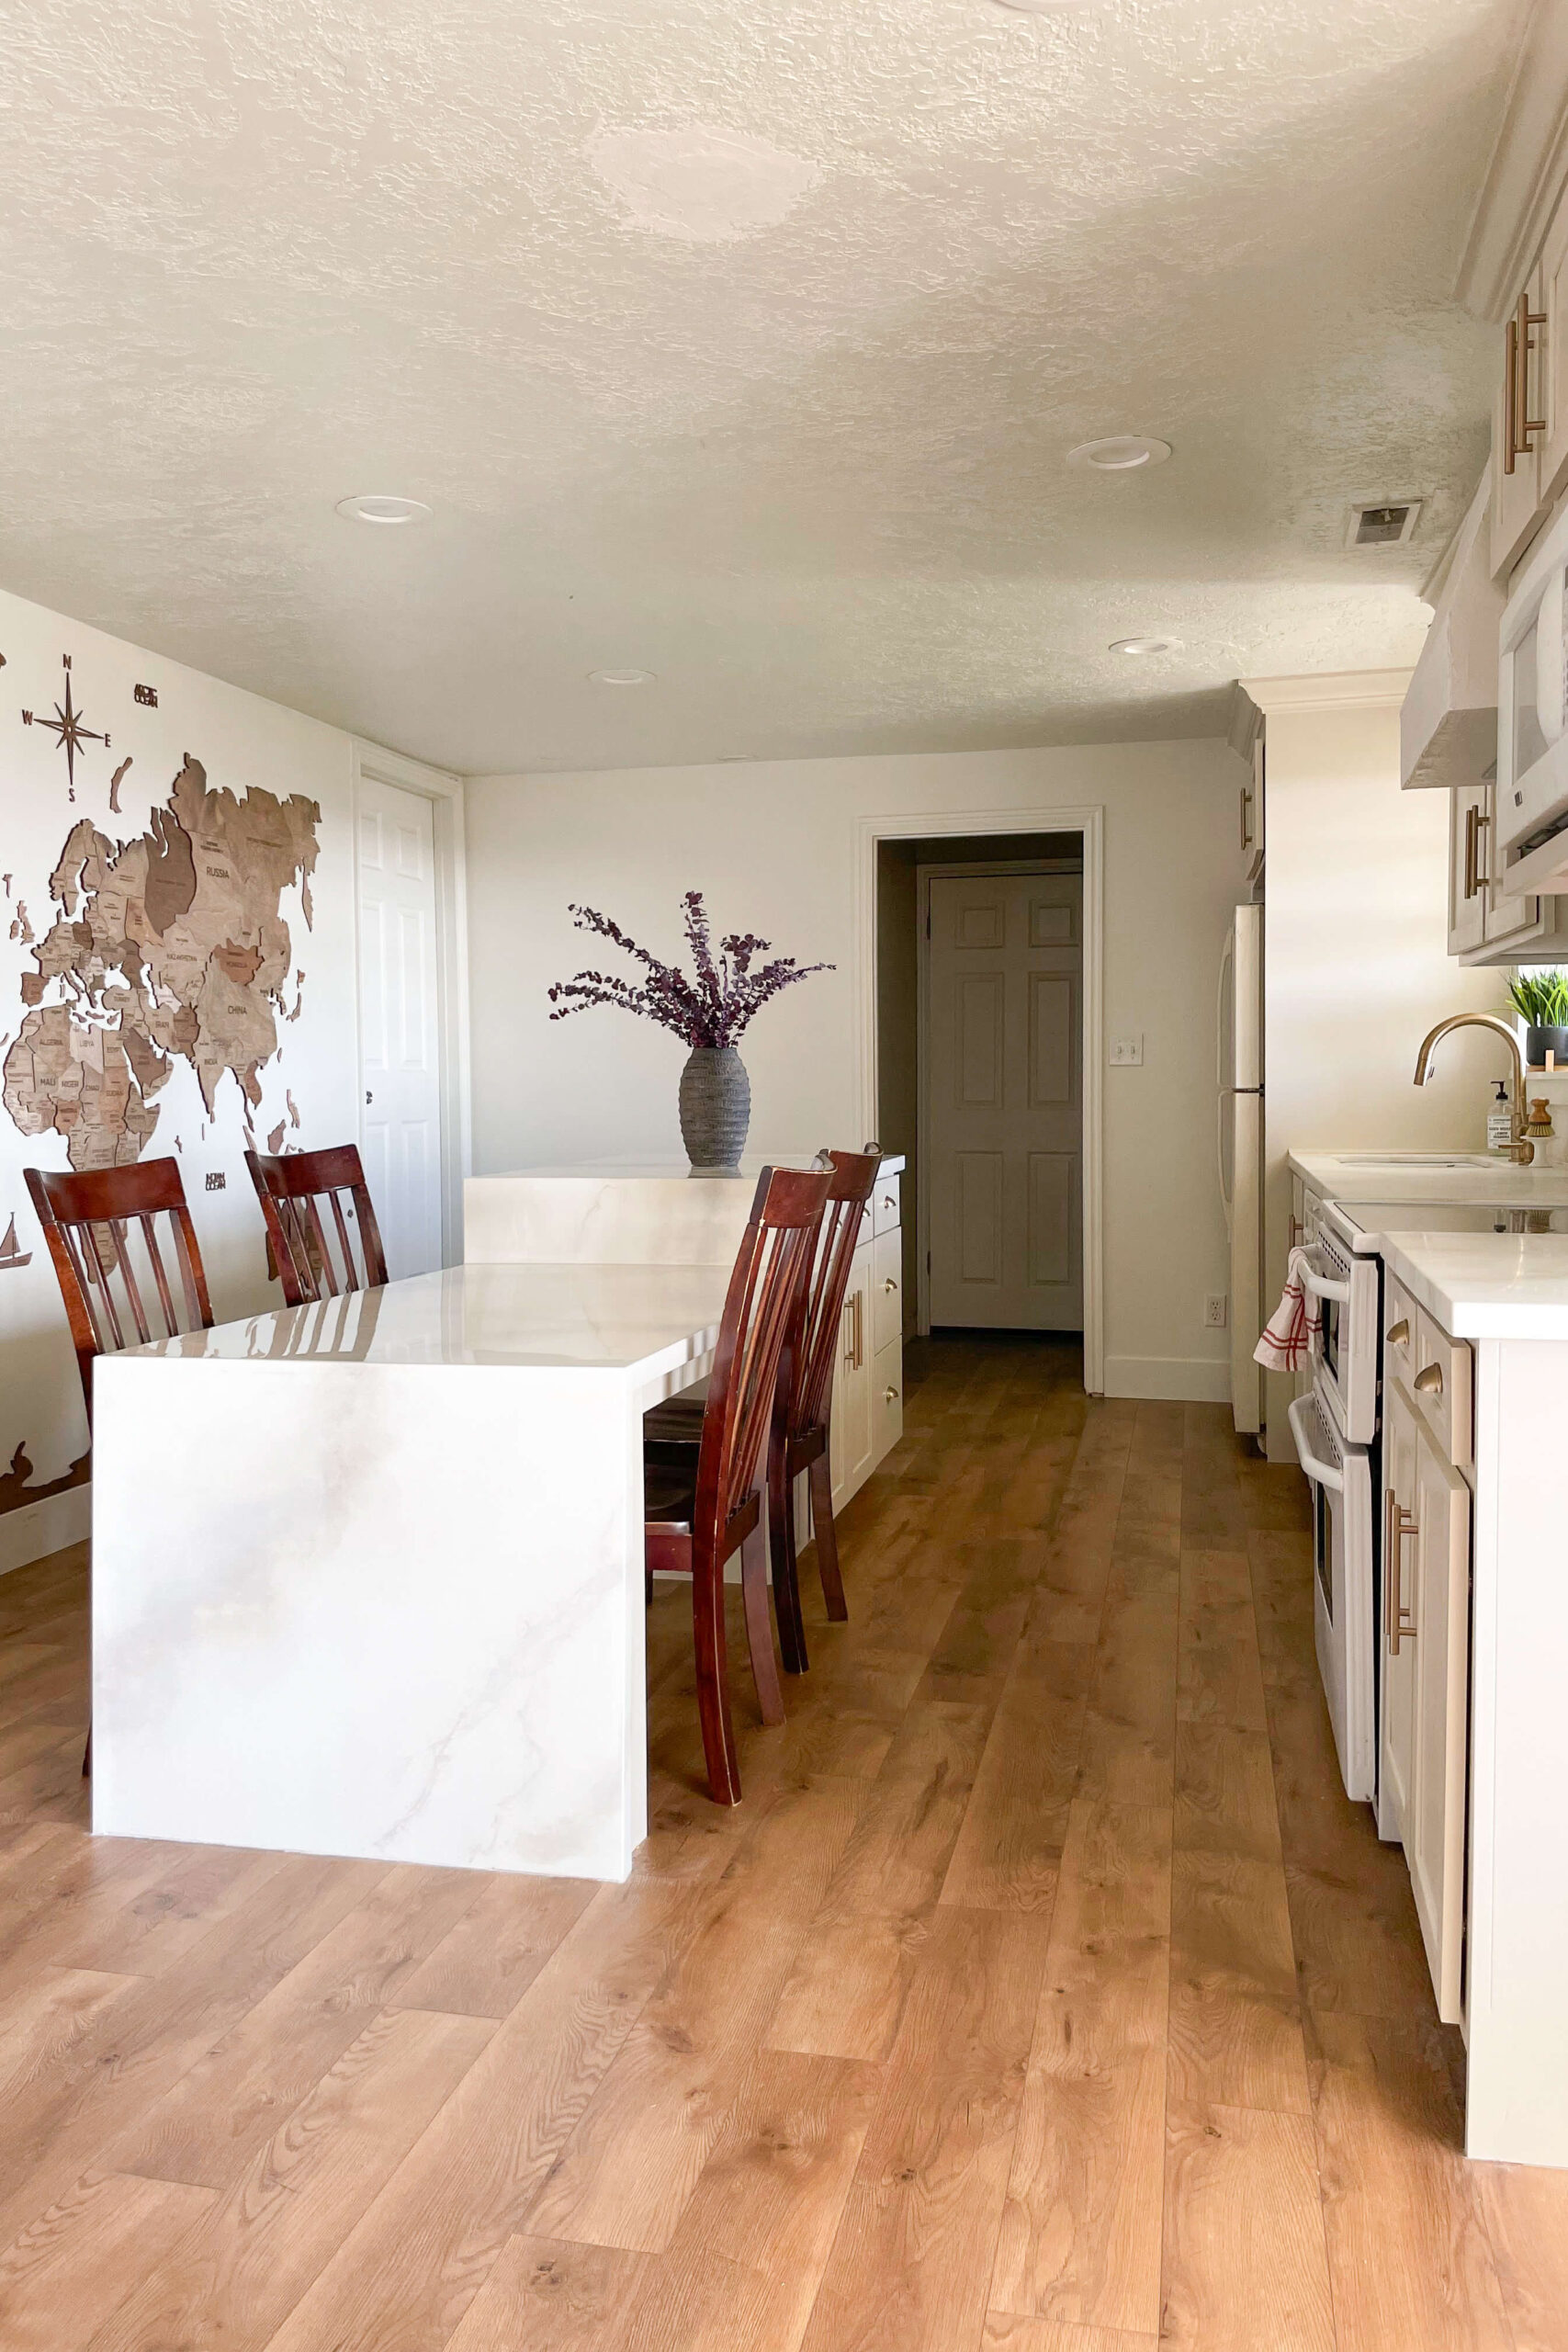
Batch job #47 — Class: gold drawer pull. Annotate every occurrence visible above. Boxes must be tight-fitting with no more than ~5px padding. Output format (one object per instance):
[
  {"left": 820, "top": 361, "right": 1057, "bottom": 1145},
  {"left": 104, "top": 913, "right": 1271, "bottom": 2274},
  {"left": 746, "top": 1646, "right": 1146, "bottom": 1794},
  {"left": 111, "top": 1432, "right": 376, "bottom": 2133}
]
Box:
[
  {"left": 884, "top": 1276, "right": 897, "bottom": 1294},
  {"left": 884, "top": 1385, "right": 899, "bottom": 1403},
  {"left": 1414, "top": 1362, "right": 1444, "bottom": 1397},
  {"left": 1384, "top": 1489, "right": 1419, "bottom": 1655},
  {"left": 1386, "top": 1317, "right": 1410, "bottom": 1348},
  {"left": 882, "top": 1193, "right": 896, "bottom": 1210}
]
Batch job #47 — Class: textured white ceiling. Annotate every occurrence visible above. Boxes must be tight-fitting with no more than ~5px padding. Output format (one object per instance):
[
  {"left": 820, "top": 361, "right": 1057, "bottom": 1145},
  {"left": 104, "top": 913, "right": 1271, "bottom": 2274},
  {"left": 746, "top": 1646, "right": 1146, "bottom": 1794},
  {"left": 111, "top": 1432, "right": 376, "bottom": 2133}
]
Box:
[{"left": 0, "top": 0, "right": 1523, "bottom": 772}]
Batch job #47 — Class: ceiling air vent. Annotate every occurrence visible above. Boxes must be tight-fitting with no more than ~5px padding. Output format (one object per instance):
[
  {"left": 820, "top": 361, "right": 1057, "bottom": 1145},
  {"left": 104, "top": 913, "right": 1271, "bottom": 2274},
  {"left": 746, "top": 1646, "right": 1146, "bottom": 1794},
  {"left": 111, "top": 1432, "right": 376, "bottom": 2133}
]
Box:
[{"left": 1346, "top": 498, "right": 1422, "bottom": 549}]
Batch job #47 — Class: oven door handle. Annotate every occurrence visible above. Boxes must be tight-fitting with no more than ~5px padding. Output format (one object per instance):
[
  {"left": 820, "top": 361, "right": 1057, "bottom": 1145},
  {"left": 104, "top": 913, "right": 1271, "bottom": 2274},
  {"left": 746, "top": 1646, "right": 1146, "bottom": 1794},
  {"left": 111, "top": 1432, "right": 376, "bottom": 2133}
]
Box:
[
  {"left": 1299, "top": 1259, "right": 1351, "bottom": 1306},
  {"left": 1288, "top": 1394, "right": 1344, "bottom": 1491}
]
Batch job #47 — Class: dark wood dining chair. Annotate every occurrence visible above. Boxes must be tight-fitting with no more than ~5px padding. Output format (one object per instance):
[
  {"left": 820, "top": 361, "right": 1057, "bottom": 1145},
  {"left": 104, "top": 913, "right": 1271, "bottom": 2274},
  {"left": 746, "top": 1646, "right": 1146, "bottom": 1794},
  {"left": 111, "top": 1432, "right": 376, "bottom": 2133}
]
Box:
[
  {"left": 24, "top": 1157, "right": 217, "bottom": 1775},
  {"left": 646, "top": 1147, "right": 881, "bottom": 1676},
  {"left": 25, "top": 1159, "right": 216, "bottom": 1427},
  {"left": 645, "top": 1163, "right": 831, "bottom": 1806},
  {"left": 243, "top": 1145, "right": 389, "bottom": 1306}
]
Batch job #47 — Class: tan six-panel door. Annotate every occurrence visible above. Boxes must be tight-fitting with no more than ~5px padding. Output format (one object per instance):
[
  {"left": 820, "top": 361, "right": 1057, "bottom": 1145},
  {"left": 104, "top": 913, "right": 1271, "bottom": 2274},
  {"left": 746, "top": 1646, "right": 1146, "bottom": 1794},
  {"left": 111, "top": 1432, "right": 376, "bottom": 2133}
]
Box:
[{"left": 926, "top": 870, "right": 1083, "bottom": 1330}]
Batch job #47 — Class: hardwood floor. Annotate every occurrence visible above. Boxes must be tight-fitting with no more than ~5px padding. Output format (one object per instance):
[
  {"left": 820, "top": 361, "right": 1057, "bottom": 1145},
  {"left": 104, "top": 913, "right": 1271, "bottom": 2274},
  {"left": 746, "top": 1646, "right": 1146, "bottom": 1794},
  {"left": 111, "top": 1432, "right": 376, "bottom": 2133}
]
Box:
[{"left": 0, "top": 1336, "right": 1563, "bottom": 2349}]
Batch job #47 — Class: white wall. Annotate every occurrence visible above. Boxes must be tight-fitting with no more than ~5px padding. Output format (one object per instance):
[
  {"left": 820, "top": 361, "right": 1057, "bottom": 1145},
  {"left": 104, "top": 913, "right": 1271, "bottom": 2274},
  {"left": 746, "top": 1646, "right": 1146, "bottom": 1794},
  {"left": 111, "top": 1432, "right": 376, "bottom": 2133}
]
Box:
[
  {"left": 465, "top": 740, "right": 1248, "bottom": 1403},
  {"left": 0, "top": 582, "right": 364, "bottom": 1570},
  {"left": 1259, "top": 687, "right": 1496, "bottom": 1458}
]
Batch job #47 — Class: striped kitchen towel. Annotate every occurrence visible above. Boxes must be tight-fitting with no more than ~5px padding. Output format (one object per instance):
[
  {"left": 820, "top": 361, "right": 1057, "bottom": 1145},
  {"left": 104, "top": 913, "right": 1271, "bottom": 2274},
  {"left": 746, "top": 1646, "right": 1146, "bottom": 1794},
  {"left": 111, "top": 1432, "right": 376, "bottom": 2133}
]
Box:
[{"left": 1254, "top": 1247, "right": 1322, "bottom": 1372}]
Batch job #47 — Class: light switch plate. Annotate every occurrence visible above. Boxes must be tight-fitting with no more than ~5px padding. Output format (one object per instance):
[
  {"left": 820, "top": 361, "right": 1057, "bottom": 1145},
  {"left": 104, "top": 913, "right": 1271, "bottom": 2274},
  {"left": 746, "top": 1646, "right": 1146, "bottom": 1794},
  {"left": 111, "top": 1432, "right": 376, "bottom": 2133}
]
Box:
[{"left": 1110, "top": 1035, "right": 1144, "bottom": 1066}]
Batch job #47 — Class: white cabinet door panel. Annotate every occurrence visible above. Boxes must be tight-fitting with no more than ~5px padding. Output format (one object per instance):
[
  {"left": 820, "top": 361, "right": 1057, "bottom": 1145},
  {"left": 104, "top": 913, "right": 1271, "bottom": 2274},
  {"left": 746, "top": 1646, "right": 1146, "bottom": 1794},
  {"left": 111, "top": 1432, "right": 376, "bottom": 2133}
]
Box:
[{"left": 1409, "top": 1419, "right": 1472, "bottom": 2026}]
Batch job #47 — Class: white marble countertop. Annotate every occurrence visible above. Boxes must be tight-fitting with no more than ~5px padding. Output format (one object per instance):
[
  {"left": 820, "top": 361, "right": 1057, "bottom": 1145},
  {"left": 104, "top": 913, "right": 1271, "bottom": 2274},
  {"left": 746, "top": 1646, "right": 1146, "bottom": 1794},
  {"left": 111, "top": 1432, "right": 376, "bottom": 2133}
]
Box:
[
  {"left": 123, "top": 1261, "right": 730, "bottom": 1372},
  {"left": 1376, "top": 1231, "right": 1568, "bottom": 1337},
  {"left": 1289, "top": 1149, "right": 1568, "bottom": 1207}
]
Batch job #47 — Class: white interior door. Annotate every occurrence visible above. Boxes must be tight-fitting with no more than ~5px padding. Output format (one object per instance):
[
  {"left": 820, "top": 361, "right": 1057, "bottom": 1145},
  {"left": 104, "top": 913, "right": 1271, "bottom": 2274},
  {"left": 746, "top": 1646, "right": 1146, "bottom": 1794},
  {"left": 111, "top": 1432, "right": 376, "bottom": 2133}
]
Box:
[
  {"left": 357, "top": 775, "right": 443, "bottom": 1281},
  {"left": 925, "top": 870, "right": 1083, "bottom": 1330}
]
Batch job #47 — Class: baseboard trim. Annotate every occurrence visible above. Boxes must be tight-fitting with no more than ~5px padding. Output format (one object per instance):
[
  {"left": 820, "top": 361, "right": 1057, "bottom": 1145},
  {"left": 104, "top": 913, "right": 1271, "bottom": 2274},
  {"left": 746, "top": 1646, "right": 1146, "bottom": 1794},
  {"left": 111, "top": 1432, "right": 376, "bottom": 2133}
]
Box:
[
  {"left": 0, "top": 1482, "right": 91, "bottom": 1577},
  {"left": 1102, "top": 1355, "right": 1232, "bottom": 1405}
]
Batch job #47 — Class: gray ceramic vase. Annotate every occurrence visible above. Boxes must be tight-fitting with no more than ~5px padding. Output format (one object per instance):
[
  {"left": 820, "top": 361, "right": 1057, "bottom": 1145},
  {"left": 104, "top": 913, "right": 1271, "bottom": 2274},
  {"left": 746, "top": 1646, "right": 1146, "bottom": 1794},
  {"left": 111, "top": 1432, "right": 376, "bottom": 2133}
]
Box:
[{"left": 679, "top": 1046, "right": 750, "bottom": 1173}]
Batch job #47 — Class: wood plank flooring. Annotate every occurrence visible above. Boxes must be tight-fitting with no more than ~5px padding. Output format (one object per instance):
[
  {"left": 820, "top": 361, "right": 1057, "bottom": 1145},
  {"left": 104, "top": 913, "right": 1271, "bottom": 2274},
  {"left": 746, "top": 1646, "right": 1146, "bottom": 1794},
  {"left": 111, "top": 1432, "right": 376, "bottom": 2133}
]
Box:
[{"left": 0, "top": 1335, "right": 1564, "bottom": 2349}]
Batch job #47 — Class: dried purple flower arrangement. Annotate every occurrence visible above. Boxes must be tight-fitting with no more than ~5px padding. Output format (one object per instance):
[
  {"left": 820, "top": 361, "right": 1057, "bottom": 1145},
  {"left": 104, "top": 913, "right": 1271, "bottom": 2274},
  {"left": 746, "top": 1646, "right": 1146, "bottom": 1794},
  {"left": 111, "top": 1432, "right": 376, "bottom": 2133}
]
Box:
[
  {"left": 547, "top": 892, "right": 834, "bottom": 1169},
  {"left": 547, "top": 891, "right": 833, "bottom": 1049}
]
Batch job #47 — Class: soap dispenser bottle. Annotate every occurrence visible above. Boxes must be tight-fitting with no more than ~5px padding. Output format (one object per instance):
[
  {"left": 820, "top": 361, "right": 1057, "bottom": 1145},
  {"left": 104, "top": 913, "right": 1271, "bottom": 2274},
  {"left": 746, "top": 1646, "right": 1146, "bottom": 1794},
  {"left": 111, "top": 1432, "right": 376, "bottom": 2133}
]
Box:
[{"left": 1487, "top": 1081, "right": 1514, "bottom": 1153}]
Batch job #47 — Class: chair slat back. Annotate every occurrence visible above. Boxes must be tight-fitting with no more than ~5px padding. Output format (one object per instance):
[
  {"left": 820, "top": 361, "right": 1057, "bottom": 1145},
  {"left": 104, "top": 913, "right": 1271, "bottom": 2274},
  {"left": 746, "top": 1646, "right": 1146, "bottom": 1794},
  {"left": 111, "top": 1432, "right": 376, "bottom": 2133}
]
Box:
[
  {"left": 24, "top": 1159, "right": 215, "bottom": 1426},
  {"left": 794, "top": 1147, "right": 883, "bottom": 1440},
  {"left": 244, "top": 1145, "right": 389, "bottom": 1308},
  {"left": 695, "top": 1167, "right": 831, "bottom": 1533}
]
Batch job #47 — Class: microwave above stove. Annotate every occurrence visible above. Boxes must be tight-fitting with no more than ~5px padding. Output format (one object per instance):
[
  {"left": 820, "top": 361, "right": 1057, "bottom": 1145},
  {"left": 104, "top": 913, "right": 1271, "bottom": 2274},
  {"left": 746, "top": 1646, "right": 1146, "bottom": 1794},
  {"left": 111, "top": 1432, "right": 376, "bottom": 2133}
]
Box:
[{"left": 1495, "top": 498, "right": 1568, "bottom": 892}]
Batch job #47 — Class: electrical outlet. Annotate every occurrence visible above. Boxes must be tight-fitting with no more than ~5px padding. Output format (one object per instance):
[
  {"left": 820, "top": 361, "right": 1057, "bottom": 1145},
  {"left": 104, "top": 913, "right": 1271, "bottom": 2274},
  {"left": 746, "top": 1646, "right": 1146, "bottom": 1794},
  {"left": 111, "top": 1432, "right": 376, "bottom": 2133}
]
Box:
[
  {"left": 1109, "top": 1035, "right": 1144, "bottom": 1067},
  {"left": 205, "top": 1170, "right": 226, "bottom": 1192},
  {"left": 1204, "top": 1293, "right": 1228, "bottom": 1328}
]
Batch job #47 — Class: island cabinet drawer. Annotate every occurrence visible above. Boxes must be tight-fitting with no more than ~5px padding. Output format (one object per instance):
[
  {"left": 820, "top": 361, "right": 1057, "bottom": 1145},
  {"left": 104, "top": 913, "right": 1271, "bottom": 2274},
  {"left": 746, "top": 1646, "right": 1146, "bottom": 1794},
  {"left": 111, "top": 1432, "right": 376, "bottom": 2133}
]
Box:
[
  {"left": 872, "top": 1227, "right": 902, "bottom": 1354},
  {"left": 1383, "top": 1275, "right": 1420, "bottom": 1383},
  {"left": 1411, "top": 1308, "right": 1472, "bottom": 1470},
  {"left": 873, "top": 1171, "right": 901, "bottom": 1236}
]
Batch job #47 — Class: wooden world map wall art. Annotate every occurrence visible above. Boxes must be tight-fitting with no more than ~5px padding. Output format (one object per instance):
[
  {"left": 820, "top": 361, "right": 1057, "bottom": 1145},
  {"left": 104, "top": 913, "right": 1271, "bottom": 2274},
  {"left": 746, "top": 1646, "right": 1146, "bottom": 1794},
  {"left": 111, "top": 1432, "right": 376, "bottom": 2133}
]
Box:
[{"left": 5, "top": 653, "right": 322, "bottom": 1179}]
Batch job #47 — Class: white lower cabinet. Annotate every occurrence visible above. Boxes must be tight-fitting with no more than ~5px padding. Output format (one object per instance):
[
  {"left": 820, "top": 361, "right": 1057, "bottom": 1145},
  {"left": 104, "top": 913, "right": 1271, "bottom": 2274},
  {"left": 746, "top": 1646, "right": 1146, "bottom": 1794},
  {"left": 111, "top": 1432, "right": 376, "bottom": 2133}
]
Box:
[
  {"left": 829, "top": 1244, "right": 874, "bottom": 1508},
  {"left": 829, "top": 1176, "right": 905, "bottom": 1514},
  {"left": 1381, "top": 1371, "right": 1472, "bottom": 2026}
]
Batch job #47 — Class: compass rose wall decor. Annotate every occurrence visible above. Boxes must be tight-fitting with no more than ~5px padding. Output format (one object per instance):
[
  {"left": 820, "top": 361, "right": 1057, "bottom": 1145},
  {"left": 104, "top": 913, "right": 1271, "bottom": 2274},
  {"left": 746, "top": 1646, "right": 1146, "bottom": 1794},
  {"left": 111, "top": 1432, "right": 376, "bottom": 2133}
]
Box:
[{"left": 21, "top": 654, "right": 109, "bottom": 801}]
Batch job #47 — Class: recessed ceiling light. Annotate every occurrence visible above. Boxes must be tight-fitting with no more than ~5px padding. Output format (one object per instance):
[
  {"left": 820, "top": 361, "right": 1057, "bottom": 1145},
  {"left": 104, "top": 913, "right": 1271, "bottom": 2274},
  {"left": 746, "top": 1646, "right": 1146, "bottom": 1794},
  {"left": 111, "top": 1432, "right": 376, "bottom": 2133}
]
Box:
[
  {"left": 589, "top": 667, "right": 655, "bottom": 686},
  {"left": 1066, "top": 435, "right": 1173, "bottom": 471},
  {"left": 1110, "top": 636, "right": 1183, "bottom": 656},
  {"left": 334, "top": 494, "right": 432, "bottom": 525}
]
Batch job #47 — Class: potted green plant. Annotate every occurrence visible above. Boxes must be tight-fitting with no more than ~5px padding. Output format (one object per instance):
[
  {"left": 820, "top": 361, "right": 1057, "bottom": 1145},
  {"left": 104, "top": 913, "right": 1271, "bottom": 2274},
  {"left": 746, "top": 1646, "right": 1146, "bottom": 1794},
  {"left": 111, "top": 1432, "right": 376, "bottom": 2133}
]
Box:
[{"left": 1506, "top": 969, "right": 1568, "bottom": 1068}]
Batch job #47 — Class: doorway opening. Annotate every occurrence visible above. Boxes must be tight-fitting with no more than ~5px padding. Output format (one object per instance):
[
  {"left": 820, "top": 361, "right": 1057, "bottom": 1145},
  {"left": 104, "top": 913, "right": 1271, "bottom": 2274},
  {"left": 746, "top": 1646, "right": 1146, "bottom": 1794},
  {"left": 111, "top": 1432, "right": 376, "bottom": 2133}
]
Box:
[
  {"left": 352, "top": 744, "right": 471, "bottom": 1277},
  {"left": 868, "top": 820, "right": 1102, "bottom": 1391}
]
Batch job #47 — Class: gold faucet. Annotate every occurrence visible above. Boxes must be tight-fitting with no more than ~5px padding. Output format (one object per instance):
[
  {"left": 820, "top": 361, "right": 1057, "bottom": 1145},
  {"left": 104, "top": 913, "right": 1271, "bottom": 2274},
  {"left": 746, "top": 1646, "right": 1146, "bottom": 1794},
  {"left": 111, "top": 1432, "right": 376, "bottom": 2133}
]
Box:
[{"left": 1413, "top": 1013, "right": 1534, "bottom": 1165}]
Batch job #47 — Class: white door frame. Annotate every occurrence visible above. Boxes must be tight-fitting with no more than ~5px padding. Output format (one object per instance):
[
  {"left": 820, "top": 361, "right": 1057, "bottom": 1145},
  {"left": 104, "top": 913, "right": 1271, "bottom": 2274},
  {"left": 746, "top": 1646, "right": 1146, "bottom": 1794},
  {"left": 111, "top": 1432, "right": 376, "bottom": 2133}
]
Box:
[
  {"left": 854, "top": 806, "right": 1105, "bottom": 1396},
  {"left": 351, "top": 741, "right": 472, "bottom": 1268},
  {"left": 916, "top": 857, "right": 1085, "bottom": 1342}
]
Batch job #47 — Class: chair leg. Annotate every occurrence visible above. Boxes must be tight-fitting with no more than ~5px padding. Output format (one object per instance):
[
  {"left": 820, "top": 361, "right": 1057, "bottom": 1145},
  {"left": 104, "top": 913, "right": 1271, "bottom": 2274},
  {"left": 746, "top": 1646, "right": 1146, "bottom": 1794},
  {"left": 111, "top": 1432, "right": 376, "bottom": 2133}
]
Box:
[
  {"left": 768, "top": 1438, "right": 809, "bottom": 1675},
  {"left": 692, "top": 1542, "right": 742, "bottom": 1805},
  {"left": 739, "top": 1521, "right": 786, "bottom": 1727},
  {"left": 807, "top": 1453, "right": 849, "bottom": 1621}
]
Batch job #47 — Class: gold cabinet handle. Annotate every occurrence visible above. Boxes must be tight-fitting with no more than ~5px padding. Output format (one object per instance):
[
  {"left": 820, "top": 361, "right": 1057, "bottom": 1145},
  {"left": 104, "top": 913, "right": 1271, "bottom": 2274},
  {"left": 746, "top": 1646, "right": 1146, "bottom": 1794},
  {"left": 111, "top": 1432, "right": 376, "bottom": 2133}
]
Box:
[
  {"left": 1506, "top": 312, "right": 1519, "bottom": 473},
  {"left": 1474, "top": 807, "right": 1491, "bottom": 889},
  {"left": 884, "top": 1276, "right": 897, "bottom": 1294},
  {"left": 1414, "top": 1362, "right": 1444, "bottom": 1397},
  {"left": 1386, "top": 1317, "right": 1410, "bottom": 1349},
  {"left": 1463, "top": 801, "right": 1480, "bottom": 899},
  {"left": 852, "top": 1291, "right": 864, "bottom": 1371},
  {"left": 884, "top": 1385, "right": 899, "bottom": 1404},
  {"left": 1240, "top": 784, "right": 1254, "bottom": 852},
  {"left": 882, "top": 1193, "right": 896, "bottom": 1211},
  {"left": 1506, "top": 294, "right": 1549, "bottom": 469},
  {"left": 1385, "top": 1488, "right": 1418, "bottom": 1654}
]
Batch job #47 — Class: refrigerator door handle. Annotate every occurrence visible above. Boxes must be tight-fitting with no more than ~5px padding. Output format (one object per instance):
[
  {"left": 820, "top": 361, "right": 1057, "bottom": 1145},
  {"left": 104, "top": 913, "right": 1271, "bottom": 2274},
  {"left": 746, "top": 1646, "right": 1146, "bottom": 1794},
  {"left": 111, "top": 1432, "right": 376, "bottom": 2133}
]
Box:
[
  {"left": 1217, "top": 1089, "right": 1234, "bottom": 1226},
  {"left": 1216, "top": 933, "right": 1235, "bottom": 1089}
]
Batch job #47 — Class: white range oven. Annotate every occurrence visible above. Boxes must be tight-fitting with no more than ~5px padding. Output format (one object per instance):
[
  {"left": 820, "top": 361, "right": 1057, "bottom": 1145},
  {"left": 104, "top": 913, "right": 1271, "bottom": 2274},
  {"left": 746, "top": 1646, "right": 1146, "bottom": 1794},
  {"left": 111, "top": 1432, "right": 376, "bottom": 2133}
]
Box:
[
  {"left": 1292, "top": 1193, "right": 1568, "bottom": 1810},
  {"left": 1288, "top": 1376, "right": 1376, "bottom": 1802}
]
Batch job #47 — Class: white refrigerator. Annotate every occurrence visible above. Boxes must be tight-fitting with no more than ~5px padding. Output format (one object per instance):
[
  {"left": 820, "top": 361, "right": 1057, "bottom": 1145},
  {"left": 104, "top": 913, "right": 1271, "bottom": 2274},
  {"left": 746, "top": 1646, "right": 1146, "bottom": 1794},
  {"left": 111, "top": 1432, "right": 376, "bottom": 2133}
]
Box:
[{"left": 1217, "top": 905, "right": 1264, "bottom": 1436}]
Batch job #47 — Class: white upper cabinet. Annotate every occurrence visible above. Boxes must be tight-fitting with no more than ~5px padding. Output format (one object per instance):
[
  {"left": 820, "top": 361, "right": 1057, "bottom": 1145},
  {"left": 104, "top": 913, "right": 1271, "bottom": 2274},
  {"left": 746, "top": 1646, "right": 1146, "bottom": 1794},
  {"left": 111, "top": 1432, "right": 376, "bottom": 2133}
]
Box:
[
  {"left": 1447, "top": 774, "right": 1568, "bottom": 962},
  {"left": 1448, "top": 783, "right": 1489, "bottom": 956},
  {"left": 1538, "top": 192, "right": 1568, "bottom": 509},
  {"left": 1491, "top": 258, "right": 1549, "bottom": 578}
]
